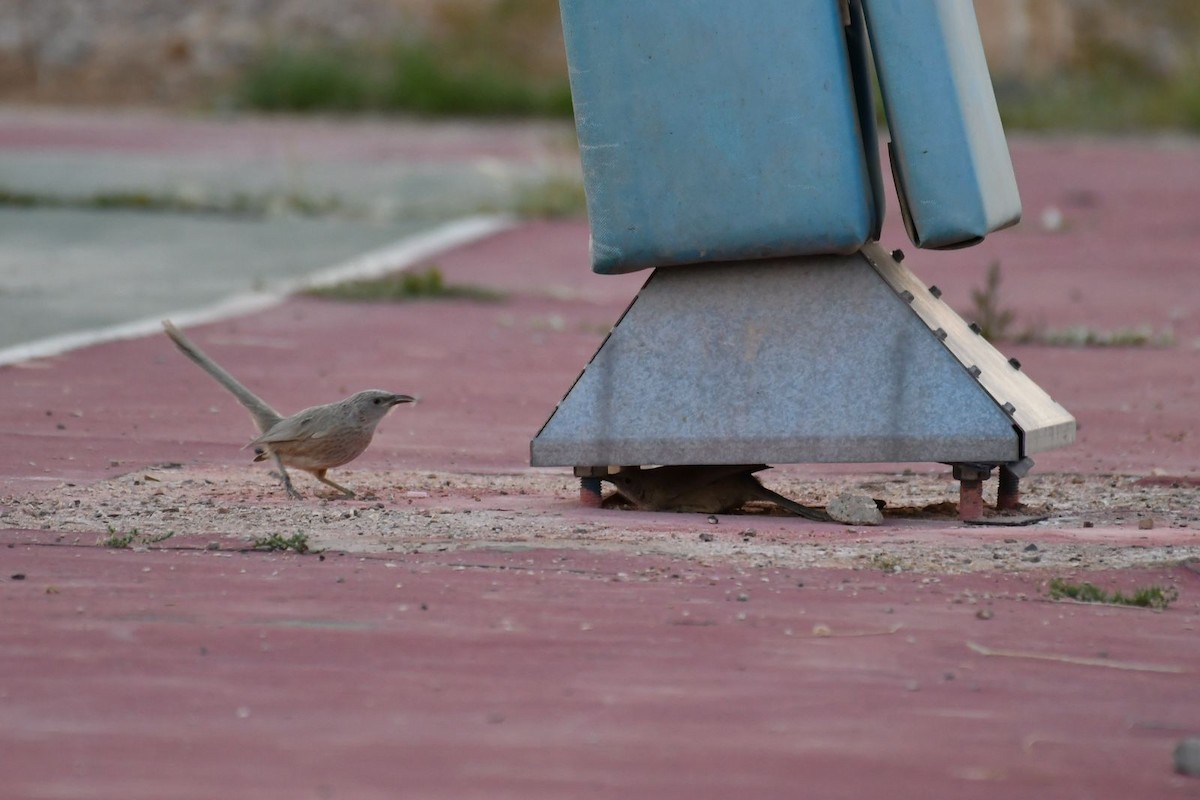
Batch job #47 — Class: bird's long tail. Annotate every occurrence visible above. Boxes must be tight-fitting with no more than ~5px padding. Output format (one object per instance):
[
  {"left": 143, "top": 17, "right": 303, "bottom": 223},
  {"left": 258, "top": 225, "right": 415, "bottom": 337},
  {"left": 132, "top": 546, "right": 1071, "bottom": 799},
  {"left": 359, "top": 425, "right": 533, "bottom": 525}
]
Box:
[
  {"left": 756, "top": 484, "right": 833, "bottom": 522},
  {"left": 162, "top": 320, "right": 282, "bottom": 434}
]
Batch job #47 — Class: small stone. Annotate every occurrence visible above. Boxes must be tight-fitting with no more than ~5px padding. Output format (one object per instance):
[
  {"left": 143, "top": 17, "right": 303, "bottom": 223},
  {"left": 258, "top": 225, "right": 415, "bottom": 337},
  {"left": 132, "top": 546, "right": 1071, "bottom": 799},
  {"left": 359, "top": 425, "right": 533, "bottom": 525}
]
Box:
[
  {"left": 11, "top": 573, "right": 26, "bottom": 581},
  {"left": 1023, "top": 543, "right": 1039, "bottom": 552},
  {"left": 827, "top": 493, "right": 883, "bottom": 526},
  {"left": 699, "top": 532, "right": 715, "bottom": 543},
  {"left": 976, "top": 609, "right": 994, "bottom": 620},
  {"left": 205, "top": 542, "right": 220, "bottom": 551},
  {"left": 1138, "top": 518, "right": 1155, "bottom": 530},
  {"left": 1082, "top": 520, "right": 1094, "bottom": 528},
  {"left": 736, "top": 593, "right": 749, "bottom": 602},
  {"left": 1175, "top": 737, "right": 1200, "bottom": 776},
  {"left": 707, "top": 515, "right": 719, "bottom": 525}
]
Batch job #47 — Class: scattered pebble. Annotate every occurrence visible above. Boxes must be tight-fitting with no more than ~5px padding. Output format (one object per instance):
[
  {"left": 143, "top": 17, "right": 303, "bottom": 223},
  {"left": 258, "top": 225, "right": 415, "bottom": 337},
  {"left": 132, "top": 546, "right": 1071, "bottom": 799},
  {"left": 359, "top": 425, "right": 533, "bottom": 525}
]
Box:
[
  {"left": 1138, "top": 518, "right": 1155, "bottom": 530},
  {"left": 1040, "top": 205, "right": 1064, "bottom": 232},
  {"left": 1023, "top": 543, "right": 1039, "bottom": 552},
  {"left": 976, "top": 609, "right": 994, "bottom": 620},
  {"left": 11, "top": 573, "right": 26, "bottom": 581},
  {"left": 1175, "top": 738, "right": 1200, "bottom": 776},
  {"left": 707, "top": 515, "right": 719, "bottom": 525},
  {"left": 699, "top": 532, "right": 715, "bottom": 543},
  {"left": 827, "top": 493, "right": 883, "bottom": 526}
]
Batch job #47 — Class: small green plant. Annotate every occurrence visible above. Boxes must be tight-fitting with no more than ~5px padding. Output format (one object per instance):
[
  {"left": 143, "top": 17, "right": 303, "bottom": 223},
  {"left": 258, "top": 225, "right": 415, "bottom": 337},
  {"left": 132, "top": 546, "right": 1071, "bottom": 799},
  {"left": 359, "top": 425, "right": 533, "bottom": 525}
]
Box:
[
  {"left": 303, "top": 265, "right": 504, "bottom": 303},
  {"left": 1048, "top": 578, "right": 1178, "bottom": 610},
  {"left": 237, "top": 48, "right": 372, "bottom": 112},
  {"left": 869, "top": 553, "right": 902, "bottom": 572},
  {"left": 100, "top": 527, "right": 174, "bottom": 549},
  {"left": 382, "top": 43, "right": 572, "bottom": 118},
  {"left": 233, "top": 0, "right": 571, "bottom": 118},
  {"left": 1017, "top": 324, "right": 1176, "bottom": 349},
  {"left": 102, "top": 526, "right": 139, "bottom": 549},
  {"left": 250, "top": 532, "right": 313, "bottom": 554},
  {"left": 996, "top": 64, "right": 1200, "bottom": 134},
  {"left": 969, "top": 261, "right": 1016, "bottom": 342},
  {"left": 513, "top": 175, "right": 588, "bottom": 219},
  {"left": 0, "top": 184, "right": 345, "bottom": 220}
]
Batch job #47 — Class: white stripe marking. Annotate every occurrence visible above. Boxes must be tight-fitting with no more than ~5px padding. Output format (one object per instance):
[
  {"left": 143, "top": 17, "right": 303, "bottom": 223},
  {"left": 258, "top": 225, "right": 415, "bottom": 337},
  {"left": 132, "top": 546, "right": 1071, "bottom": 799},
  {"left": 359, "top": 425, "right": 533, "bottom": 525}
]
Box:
[{"left": 0, "top": 215, "right": 515, "bottom": 367}]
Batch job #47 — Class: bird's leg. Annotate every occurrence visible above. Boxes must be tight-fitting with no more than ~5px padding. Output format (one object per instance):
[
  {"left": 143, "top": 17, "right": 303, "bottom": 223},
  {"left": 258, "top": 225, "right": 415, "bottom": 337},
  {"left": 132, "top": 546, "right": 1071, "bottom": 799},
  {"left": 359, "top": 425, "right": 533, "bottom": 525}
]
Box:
[
  {"left": 311, "top": 469, "right": 355, "bottom": 499},
  {"left": 272, "top": 453, "right": 303, "bottom": 499}
]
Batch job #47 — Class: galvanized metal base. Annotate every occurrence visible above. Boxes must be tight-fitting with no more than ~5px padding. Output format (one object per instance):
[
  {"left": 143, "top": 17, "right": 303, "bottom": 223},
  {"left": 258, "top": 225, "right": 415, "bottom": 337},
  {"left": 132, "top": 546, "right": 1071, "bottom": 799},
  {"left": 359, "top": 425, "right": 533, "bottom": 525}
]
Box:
[{"left": 531, "top": 244, "right": 1074, "bottom": 472}]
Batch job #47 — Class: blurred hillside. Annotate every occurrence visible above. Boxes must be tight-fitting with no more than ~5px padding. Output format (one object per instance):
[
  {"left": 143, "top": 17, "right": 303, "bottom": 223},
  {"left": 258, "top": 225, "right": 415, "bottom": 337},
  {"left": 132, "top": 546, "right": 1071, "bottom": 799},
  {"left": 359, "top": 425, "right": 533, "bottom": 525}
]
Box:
[{"left": 1, "top": 0, "right": 1198, "bottom": 130}]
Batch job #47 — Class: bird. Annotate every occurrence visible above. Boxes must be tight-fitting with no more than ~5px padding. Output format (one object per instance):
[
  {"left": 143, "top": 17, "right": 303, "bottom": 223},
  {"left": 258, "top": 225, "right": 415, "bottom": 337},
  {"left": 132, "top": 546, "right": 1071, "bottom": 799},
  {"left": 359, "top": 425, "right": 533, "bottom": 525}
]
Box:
[
  {"left": 162, "top": 320, "right": 413, "bottom": 499},
  {"left": 601, "top": 464, "right": 831, "bottom": 521}
]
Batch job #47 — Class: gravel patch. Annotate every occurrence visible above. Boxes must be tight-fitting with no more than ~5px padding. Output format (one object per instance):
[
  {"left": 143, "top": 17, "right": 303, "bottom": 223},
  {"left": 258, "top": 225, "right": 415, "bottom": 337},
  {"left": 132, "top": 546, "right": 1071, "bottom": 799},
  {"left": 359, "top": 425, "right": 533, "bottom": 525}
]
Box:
[{"left": 3, "top": 466, "right": 1197, "bottom": 575}]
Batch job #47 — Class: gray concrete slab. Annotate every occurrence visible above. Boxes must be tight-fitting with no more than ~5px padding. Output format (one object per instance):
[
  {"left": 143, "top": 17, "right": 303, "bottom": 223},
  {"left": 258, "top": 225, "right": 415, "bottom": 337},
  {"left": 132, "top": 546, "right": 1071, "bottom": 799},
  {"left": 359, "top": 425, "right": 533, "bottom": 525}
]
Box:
[
  {"left": 0, "top": 208, "right": 429, "bottom": 349},
  {"left": 0, "top": 108, "right": 578, "bottom": 354}
]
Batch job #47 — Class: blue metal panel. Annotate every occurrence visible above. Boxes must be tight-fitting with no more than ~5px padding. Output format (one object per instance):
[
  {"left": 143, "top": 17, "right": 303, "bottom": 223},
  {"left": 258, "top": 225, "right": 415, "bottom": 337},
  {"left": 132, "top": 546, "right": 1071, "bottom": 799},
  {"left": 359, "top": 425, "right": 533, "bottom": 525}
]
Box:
[
  {"left": 861, "top": 0, "right": 1022, "bottom": 250},
  {"left": 559, "top": 0, "right": 880, "bottom": 274}
]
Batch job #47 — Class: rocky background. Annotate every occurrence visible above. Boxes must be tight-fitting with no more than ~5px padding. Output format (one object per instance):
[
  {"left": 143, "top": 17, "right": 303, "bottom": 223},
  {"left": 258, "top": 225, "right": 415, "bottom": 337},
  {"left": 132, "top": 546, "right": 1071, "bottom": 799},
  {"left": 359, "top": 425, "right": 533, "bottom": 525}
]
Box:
[
  {"left": 1, "top": 0, "right": 1198, "bottom": 108},
  {"left": 0, "top": 0, "right": 562, "bottom": 106}
]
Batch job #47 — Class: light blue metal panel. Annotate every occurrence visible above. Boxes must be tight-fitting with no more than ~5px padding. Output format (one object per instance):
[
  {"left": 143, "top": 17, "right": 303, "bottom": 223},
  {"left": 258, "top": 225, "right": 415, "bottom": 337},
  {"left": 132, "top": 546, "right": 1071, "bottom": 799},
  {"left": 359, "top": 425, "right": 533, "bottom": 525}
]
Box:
[
  {"left": 560, "top": 0, "right": 880, "bottom": 274},
  {"left": 861, "top": 0, "right": 1022, "bottom": 250}
]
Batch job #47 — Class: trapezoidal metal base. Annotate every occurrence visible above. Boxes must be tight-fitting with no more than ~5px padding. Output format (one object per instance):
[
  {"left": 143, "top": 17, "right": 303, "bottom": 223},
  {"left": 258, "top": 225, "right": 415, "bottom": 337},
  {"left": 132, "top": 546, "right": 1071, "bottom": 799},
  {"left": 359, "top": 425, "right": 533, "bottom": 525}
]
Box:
[{"left": 531, "top": 243, "right": 1074, "bottom": 514}]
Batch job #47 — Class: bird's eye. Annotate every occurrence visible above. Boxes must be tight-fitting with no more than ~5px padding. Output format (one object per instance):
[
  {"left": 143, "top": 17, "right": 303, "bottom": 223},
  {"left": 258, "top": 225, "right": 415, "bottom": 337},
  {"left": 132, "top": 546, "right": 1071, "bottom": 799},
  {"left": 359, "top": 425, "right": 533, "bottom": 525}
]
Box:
[{"left": 373, "top": 398, "right": 382, "bottom": 405}]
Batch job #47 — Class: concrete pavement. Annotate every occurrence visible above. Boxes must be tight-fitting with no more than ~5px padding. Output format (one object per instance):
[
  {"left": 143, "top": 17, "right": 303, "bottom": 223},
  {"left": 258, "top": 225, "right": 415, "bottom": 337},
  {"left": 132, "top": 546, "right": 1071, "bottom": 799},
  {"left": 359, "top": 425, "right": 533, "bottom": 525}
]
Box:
[{"left": 0, "top": 108, "right": 576, "bottom": 356}]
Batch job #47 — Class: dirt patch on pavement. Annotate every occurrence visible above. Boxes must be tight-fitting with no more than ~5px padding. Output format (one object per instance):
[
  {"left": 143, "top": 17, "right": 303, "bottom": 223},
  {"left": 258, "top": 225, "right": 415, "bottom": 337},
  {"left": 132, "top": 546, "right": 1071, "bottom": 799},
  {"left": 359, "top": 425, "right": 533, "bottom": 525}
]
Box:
[{"left": 4, "top": 466, "right": 1196, "bottom": 576}]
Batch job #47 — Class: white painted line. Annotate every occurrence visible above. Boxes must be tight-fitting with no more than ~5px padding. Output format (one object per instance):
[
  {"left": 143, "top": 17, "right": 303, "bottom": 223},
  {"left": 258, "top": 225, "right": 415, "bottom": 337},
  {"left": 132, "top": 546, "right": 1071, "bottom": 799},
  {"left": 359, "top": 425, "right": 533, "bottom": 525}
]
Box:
[{"left": 0, "top": 214, "right": 516, "bottom": 367}]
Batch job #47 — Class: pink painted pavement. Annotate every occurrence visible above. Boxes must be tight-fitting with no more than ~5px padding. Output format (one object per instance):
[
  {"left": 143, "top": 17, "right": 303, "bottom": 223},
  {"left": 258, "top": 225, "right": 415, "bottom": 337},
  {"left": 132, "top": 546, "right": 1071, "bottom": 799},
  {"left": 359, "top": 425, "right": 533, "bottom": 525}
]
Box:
[{"left": 1, "top": 118, "right": 1199, "bottom": 798}]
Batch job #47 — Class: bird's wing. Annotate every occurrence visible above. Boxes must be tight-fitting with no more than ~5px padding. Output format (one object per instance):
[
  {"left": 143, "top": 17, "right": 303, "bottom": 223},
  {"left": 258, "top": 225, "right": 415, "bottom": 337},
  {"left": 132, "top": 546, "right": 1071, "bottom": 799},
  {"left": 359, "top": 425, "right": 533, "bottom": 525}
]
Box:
[{"left": 246, "top": 413, "right": 321, "bottom": 447}]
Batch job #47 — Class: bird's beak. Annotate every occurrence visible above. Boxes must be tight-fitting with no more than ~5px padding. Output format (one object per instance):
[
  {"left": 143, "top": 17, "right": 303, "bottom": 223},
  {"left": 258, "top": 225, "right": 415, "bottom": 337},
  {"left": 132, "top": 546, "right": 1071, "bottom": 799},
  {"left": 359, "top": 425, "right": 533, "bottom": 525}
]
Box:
[{"left": 393, "top": 394, "right": 417, "bottom": 406}]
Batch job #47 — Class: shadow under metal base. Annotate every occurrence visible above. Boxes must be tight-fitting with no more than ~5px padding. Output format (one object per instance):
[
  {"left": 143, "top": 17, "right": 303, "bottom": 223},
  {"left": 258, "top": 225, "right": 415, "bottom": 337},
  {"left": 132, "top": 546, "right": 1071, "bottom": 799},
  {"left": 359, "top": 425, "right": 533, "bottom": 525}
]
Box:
[{"left": 530, "top": 243, "right": 1074, "bottom": 469}]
